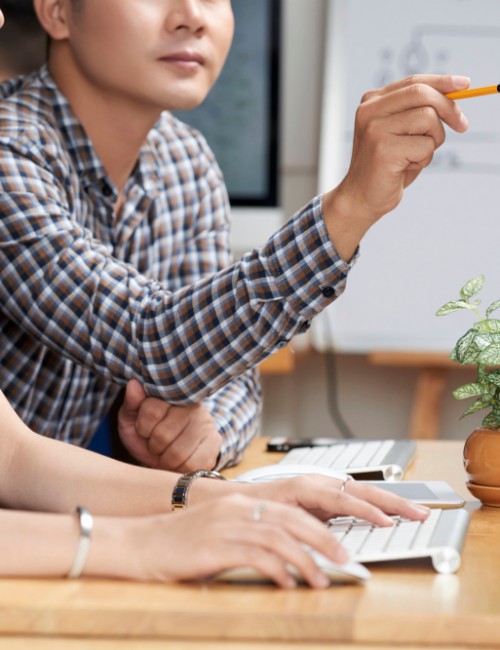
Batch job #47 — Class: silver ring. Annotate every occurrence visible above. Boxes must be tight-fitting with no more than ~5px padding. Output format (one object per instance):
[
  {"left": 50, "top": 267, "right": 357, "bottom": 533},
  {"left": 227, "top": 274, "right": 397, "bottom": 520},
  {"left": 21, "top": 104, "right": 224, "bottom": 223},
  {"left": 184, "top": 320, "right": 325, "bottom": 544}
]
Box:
[
  {"left": 252, "top": 502, "right": 267, "bottom": 522},
  {"left": 340, "top": 476, "right": 352, "bottom": 494}
]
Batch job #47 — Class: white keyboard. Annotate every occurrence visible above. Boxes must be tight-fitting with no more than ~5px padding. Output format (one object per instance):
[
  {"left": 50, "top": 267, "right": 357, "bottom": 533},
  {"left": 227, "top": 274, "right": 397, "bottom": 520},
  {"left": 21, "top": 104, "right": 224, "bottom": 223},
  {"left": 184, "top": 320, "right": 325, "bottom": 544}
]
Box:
[
  {"left": 329, "top": 508, "right": 470, "bottom": 574},
  {"left": 280, "top": 439, "right": 416, "bottom": 480}
]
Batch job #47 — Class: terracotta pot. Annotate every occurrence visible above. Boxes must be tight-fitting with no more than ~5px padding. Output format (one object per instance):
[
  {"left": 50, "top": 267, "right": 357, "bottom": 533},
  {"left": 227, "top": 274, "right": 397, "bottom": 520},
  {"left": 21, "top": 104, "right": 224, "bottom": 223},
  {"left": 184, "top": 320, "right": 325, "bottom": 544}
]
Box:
[{"left": 463, "top": 427, "right": 500, "bottom": 507}]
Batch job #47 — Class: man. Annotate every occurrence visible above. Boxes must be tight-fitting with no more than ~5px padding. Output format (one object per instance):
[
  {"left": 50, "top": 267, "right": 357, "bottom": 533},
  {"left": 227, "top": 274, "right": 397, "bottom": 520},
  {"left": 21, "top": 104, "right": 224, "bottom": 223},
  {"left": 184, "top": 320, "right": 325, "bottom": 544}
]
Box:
[{"left": 0, "top": 0, "right": 470, "bottom": 471}]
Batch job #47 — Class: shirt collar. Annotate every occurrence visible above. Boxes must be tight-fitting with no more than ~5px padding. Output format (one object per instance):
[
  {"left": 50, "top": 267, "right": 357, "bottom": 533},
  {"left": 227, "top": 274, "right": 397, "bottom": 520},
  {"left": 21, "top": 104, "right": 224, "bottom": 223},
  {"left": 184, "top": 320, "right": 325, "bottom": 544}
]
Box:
[{"left": 37, "top": 66, "right": 109, "bottom": 189}]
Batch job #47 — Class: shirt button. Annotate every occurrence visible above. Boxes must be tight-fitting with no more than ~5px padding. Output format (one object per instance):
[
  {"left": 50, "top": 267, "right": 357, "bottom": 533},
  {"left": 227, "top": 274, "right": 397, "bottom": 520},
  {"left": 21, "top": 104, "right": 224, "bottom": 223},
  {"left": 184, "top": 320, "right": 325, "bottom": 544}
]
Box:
[
  {"left": 321, "top": 285, "right": 335, "bottom": 298},
  {"left": 276, "top": 339, "right": 288, "bottom": 349},
  {"left": 298, "top": 320, "right": 311, "bottom": 334},
  {"left": 101, "top": 181, "right": 113, "bottom": 197}
]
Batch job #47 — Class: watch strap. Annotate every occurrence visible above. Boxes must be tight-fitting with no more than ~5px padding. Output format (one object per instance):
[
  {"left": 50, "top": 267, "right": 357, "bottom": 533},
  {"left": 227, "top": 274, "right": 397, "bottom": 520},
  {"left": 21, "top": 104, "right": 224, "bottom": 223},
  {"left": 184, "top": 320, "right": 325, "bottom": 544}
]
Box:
[{"left": 172, "top": 470, "right": 226, "bottom": 511}]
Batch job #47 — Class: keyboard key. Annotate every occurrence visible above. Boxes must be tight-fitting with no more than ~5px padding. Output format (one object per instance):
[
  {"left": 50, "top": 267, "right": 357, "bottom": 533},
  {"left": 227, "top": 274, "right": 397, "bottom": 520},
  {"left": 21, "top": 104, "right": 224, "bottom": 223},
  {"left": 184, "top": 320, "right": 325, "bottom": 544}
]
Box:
[
  {"left": 411, "top": 509, "right": 441, "bottom": 550},
  {"left": 339, "top": 524, "right": 373, "bottom": 555},
  {"left": 330, "top": 443, "right": 365, "bottom": 468},
  {"left": 348, "top": 441, "right": 383, "bottom": 468},
  {"left": 315, "top": 445, "right": 349, "bottom": 467},
  {"left": 368, "top": 440, "right": 395, "bottom": 466},
  {"left": 357, "top": 525, "right": 395, "bottom": 555},
  {"left": 385, "top": 520, "right": 421, "bottom": 552}
]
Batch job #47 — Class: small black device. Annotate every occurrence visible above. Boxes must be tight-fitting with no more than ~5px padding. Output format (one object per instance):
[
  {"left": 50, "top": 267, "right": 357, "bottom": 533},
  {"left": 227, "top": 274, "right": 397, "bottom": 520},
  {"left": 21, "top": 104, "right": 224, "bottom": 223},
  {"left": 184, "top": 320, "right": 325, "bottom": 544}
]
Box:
[{"left": 266, "top": 436, "right": 337, "bottom": 452}]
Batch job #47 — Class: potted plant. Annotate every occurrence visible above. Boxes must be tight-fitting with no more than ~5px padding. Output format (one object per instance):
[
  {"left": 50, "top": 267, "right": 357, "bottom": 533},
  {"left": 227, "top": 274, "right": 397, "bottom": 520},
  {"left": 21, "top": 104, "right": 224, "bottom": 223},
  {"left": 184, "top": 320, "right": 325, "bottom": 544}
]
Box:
[{"left": 436, "top": 274, "right": 500, "bottom": 506}]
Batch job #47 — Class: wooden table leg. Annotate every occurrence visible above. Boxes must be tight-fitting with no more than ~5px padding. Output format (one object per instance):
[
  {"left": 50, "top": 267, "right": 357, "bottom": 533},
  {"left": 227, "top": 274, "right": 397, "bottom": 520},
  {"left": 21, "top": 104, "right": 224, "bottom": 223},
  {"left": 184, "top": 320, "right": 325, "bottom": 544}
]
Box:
[{"left": 409, "top": 367, "right": 448, "bottom": 439}]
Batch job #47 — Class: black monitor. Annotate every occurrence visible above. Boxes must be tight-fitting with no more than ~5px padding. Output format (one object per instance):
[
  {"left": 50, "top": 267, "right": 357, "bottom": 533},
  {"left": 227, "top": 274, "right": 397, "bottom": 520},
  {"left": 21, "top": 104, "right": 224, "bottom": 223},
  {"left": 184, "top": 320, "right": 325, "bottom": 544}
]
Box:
[{"left": 175, "top": 0, "right": 281, "bottom": 207}]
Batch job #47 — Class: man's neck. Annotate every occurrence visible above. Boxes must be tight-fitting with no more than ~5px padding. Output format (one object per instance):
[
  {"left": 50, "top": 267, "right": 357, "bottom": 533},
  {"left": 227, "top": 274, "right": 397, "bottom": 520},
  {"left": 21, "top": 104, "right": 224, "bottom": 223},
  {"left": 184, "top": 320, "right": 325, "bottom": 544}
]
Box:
[{"left": 48, "top": 51, "right": 162, "bottom": 193}]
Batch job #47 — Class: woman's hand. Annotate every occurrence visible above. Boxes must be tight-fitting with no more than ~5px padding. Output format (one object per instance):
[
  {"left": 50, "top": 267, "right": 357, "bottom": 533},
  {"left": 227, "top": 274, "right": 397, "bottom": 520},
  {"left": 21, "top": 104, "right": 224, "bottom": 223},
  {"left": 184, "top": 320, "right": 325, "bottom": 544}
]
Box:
[
  {"left": 188, "top": 472, "right": 430, "bottom": 530},
  {"left": 94, "top": 494, "right": 350, "bottom": 589},
  {"left": 225, "top": 474, "right": 430, "bottom": 526}
]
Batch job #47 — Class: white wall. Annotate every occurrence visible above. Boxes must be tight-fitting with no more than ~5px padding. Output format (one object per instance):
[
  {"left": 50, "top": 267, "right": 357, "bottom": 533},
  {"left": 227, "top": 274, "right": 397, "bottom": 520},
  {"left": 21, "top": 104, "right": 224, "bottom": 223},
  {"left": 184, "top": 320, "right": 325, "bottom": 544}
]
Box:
[{"left": 259, "top": 0, "right": 482, "bottom": 443}]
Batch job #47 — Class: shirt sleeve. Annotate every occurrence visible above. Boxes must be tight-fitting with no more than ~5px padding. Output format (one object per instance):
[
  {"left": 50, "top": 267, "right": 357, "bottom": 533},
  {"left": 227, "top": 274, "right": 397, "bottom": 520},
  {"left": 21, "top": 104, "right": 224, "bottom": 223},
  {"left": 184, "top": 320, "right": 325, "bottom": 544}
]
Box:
[
  {"left": 173, "top": 135, "right": 263, "bottom": 465},
  {"left": 202, "top": 367, "right": 262, "bottom": 469},
  {"left": 0, "top": 136, "right": 353, "bottom": 410}
]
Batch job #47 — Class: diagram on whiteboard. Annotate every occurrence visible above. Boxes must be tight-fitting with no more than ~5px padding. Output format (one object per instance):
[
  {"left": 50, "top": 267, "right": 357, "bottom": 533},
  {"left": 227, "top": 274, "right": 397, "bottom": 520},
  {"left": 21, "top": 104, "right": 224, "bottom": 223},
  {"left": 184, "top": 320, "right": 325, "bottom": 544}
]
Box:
[{"left": 316, "top": 0, "right": 500, "bottom": 353}]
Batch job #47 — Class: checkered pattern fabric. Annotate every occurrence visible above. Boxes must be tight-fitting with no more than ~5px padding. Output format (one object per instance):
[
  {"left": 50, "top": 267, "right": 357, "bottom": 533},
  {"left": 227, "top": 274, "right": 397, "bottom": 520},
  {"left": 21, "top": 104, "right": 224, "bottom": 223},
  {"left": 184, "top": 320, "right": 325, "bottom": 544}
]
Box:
[{"left": 0, "top": 66, "right": 352, "bottom": 467}]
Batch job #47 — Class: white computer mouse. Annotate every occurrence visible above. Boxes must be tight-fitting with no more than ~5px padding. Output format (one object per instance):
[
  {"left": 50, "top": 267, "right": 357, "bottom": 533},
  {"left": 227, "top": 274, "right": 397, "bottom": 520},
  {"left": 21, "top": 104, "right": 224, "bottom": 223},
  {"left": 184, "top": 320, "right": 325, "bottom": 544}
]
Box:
[
  {"left": 216, "top": 552, "right": 371, "bottom": 585},
  {"left": 234, "top": 463, "right": 349, "bottom": 483}
]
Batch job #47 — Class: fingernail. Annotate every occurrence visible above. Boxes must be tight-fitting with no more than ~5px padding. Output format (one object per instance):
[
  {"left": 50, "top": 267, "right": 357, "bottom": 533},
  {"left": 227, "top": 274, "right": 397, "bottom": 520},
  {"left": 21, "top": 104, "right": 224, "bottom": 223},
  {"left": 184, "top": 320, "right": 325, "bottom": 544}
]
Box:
[
  {"left": 413, "top": 504, "right": 431, "bottom": 515},
  {"left": 451, "top": 75, "right": 471, "bottom": 89},
  {"left": 459, "top": 111, "right": 469, "bottom": 130}
]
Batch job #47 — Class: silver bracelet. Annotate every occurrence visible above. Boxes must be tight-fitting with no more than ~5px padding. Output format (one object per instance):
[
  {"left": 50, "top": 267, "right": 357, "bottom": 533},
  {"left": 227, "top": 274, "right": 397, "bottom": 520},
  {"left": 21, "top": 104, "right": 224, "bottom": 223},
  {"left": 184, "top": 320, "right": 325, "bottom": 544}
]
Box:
[
  {"left": 68, "top": 506, "right": 93, "bottom": 579},
  {"left": 171, "top": 470, "right": 226, "bottom": 511}
]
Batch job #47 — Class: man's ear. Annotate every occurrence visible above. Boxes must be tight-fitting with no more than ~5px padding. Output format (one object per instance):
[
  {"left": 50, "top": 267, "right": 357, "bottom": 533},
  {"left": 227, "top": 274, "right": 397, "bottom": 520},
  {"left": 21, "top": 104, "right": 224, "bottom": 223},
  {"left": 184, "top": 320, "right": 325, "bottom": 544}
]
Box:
[{"left": 33, "top": 0, "right": 71, "bottom": 41}]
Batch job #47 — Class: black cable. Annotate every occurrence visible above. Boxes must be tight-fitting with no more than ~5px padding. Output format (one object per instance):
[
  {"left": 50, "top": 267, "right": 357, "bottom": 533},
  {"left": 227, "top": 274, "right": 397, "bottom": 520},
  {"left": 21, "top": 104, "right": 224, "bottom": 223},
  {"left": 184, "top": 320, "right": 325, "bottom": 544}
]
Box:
[{"left": 323, "top": 349, "right": 356, "bottom": 439}]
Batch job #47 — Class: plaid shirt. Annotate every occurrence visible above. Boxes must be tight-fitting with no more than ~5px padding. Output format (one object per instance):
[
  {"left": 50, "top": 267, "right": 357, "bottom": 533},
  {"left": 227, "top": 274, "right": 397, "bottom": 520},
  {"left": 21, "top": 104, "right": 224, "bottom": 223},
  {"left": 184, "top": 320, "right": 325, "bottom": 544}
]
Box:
[{"left": 0, "top": 66, "right": 352, "bottom": 467}]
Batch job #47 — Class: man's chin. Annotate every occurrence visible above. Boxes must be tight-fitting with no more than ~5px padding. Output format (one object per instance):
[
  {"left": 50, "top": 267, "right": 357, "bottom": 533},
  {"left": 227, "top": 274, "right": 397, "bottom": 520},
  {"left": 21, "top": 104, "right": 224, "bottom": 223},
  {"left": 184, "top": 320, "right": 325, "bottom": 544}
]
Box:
[{"left": 163, "top": 94, "right": 209, "bottom": 112}]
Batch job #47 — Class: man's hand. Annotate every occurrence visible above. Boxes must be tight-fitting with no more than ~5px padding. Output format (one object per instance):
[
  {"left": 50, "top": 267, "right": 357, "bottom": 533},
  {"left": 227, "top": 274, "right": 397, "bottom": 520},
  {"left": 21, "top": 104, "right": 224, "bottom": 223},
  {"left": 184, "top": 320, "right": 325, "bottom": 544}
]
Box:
[
  {"left": 323, "top": 74, "right": 471, "bottom": 261},
  {"left": 117, "top": 380, "right": 222, "bottom": 472}
]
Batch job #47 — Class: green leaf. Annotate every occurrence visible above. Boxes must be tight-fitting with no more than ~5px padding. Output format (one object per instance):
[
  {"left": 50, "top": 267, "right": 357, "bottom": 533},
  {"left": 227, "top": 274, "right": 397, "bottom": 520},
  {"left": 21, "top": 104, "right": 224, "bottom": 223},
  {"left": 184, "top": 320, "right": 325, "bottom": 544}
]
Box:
[
  {"left": 453, "top": 329, "right": 481, "bottom": 364},
  {"left": 435, "top": 300, "right": 477, "bottom": 316},
  {"left": 478, "top": 344, "right": 500, "bottom": 366},
  {"left": 483, "top": 370, "right": 500, "bottom": 387},
  {"left": 481, "top": 383, "right": 497, "bottom": 400},
  {"left": 463, "top": 342, "right": 482, "bottom": 365},
  {"left": 460, "top": 398, "right": 491, "bottom": 419},
  {"left": 460, "top": 275, "right": 485, "bottom": 300},
  {"left": 486, "top": 301, "right": 500, "bottom": 318},
  {"left": 453, "top": 383, "right": 483, "bottom": 400},
  {"left": 481, "top": 412, "right": 499, "bottom": 427},
  {"left": 474, "top": 319, "right": 500, "bottom": 333},
  {"left": 474, "top": 332, "right": 500, "bottom": 350}
]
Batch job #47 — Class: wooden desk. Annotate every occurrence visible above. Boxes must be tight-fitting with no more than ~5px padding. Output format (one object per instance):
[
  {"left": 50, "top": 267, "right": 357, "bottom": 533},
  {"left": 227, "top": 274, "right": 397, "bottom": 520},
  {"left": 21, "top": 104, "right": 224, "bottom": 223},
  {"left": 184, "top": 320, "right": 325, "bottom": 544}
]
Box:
[
  {"left": 259, "top": 345, "right": 295, "bottom": 375},
  {"left": 0, "top": 440, "right": 499, "bottom": 649}
]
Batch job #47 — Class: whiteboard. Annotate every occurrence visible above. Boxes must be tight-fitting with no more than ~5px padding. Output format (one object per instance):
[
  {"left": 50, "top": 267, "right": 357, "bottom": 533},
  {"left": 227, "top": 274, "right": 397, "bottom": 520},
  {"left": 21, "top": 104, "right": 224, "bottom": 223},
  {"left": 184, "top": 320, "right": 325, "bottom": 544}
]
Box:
[{"left": 314, "top": 0, "right": 500, "bottom": 353}]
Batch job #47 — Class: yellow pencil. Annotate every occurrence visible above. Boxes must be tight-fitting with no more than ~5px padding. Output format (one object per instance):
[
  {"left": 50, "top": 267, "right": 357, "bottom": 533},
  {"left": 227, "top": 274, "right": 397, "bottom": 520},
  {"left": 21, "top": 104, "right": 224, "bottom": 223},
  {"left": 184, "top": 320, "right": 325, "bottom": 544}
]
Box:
[{"left": 446, "top": 84, "right": 500, "bottom": 100}]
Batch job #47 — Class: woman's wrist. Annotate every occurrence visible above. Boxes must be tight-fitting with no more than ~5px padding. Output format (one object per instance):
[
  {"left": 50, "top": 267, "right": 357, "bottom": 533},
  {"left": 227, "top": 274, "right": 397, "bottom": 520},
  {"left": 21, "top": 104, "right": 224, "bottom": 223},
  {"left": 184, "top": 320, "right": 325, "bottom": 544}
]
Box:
[
  {"left": 82, "top": 515, "right": 145, "bottom": 580},
  {"left": 186, "top": 474, "right": 235, "bottom": 505}
]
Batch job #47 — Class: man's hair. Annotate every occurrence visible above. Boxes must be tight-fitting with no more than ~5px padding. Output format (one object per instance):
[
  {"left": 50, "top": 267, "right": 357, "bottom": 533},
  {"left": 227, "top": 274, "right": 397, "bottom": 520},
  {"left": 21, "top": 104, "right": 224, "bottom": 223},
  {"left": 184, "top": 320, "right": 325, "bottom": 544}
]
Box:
[
  {"left": 1, "top": 0, "right": 35, "bottom": 13},
  {"left": 0, "top": 0, "right": 46, "bottom": 78}
]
